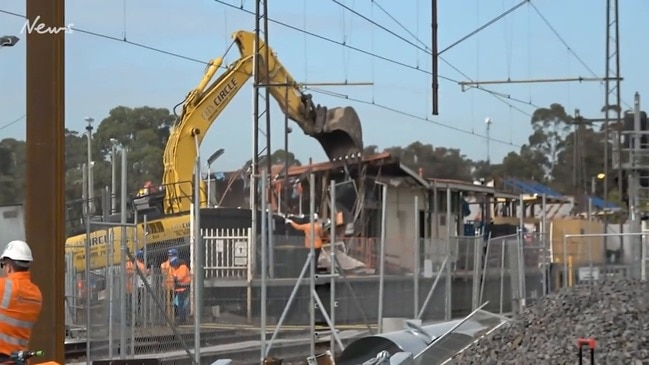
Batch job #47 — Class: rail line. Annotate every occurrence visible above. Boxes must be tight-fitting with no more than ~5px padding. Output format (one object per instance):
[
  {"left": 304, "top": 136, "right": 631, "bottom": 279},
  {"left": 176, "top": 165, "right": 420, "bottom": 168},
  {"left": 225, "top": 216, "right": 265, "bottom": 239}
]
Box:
[
  {"left": 65, "top": 327, "right": 337, "bottom": 362},
  {"left": 66, "top": 328, "right": 360, "bottom": 364}
]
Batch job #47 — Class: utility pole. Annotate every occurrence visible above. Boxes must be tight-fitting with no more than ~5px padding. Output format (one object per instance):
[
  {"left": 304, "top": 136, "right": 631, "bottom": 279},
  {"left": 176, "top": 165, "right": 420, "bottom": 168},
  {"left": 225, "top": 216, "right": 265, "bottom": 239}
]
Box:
[
  {"left": 85, "top": 117, "right": 94, "bottom": 214},
  {"left": 485, "top": 117, "right": 493, "bottom": 164},
  {"left": 110, "top": 138, "right": 118, "bottom": 214},
  {"left": 25, "top": 0, "right": 66, "bottom": 361},
  {"left": 604, "top": 0, "right": 622, "bottom": 252}
]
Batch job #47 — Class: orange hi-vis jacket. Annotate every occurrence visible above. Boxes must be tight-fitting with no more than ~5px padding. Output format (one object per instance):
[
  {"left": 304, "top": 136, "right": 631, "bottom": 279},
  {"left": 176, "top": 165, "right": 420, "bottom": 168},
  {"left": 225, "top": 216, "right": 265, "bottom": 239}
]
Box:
[
  {"left": 160, "top": 259, "right": 175, "bottom": 290},
  {"left": 170, "top": 264, "right": 191, "bottom": 292},
  {"left": 126, "top": 260, "right": 148, "bottom": 294},
  {"left": 0, "top": 272, "right": 42, "bottom": 355},
  {"left": 289, "top": 221, "right": 324, "bottom": 249}
]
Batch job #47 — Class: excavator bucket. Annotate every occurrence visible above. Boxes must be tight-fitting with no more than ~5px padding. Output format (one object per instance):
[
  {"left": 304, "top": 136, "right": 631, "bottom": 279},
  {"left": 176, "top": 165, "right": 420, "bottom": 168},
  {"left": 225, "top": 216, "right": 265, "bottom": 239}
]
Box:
[{"left": 314, "top": 106, "right": 364, "bottom": 160}]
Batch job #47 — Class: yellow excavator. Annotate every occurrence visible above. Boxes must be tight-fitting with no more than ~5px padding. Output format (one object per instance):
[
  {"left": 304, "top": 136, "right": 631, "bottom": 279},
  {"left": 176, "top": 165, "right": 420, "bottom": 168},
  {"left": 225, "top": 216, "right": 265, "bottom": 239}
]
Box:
[
  {"left": 65, "top": 30, "right": 364, "bottom": 271},
  {"left": 162, "top": 30, "right": 363, "bottom": 214}
]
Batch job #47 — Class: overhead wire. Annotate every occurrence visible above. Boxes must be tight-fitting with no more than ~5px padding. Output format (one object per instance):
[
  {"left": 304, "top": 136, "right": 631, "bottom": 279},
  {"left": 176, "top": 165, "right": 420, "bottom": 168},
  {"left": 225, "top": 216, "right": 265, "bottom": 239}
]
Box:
[
  {"left": 367, "top": 0, "right": 540, "bottom": 110},
  {"left": 0, "top": 115, "right": 26, "bottom": 132},
  {"left": 529, "top": 2, "right": 632, "bottom": 109},
  {"left": 437, "top": 0, "right": 529, "bottom": 56},
  {"left": 214, "top": 0, "right": 538, "bottom": 110},
  {"left": 0, "top": 4, "right": 527, "bottom": 145},
  {"left": 0, "top": 8, "right": 210, "bottom": 65},
  {"left": 307, "top": 87, "right": 521, "bottom": 147}
]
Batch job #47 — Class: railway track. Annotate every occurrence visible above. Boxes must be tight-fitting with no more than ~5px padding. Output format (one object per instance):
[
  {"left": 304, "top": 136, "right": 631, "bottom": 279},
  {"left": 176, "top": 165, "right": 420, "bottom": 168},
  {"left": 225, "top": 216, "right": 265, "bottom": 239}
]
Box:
[
  {"left": 67, "top": 327, "right": 361, "bottom": 364},
  {"left": 65, "top": 327, "right": 328, "bottom": 362}
]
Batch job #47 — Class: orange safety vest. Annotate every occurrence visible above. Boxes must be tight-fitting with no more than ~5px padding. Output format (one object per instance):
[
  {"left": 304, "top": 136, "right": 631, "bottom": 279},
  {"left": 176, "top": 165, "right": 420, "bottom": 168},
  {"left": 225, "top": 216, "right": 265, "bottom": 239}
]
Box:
[
  {"left": 125, "top": 260, "right": 148, "bottom": 294},
  {"left": 160, "top": 260, "right": 174, "bottom": 290},
  {"left": 290, "top": 221, "right": 325, "bottom": 249},
  {"left": 170, "top": 264, "right": 190, "bottom": 292},
  {"left": 0, "top": 272, "right": 42, "bottom": 355}
]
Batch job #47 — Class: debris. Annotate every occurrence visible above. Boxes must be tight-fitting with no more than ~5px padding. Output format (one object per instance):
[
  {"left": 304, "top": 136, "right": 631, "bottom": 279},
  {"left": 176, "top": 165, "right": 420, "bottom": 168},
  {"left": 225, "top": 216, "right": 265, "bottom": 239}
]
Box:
[{"left": 451, "top": 279, "right": 649, "bottom": 364}]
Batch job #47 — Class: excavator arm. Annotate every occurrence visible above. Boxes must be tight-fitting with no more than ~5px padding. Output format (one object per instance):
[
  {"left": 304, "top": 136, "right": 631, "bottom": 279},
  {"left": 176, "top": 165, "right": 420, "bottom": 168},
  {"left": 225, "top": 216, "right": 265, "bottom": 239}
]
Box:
[
  {"left": 161, "top": 30, "right": 363, "bottom": 214},
  {"left": 233, "top": 31, "right": 363, "bottom": 159}
]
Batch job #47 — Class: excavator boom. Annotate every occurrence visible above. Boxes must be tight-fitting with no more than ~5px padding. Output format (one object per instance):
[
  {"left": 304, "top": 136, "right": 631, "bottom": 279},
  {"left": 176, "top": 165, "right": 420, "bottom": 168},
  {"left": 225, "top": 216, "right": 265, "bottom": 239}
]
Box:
[{"left": 161, "top": 30, "right": 363, "bottom": 214}]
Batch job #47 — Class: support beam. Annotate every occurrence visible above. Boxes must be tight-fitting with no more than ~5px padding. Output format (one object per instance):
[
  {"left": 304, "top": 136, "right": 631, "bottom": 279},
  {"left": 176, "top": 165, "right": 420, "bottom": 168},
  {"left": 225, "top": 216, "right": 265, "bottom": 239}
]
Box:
[
  {"left": 431, "top": 0, "right": 439, "bottom": 115},
  {"left": 25, "top": 0, "right": 65, "bottom": 362},
  {"left": 459, "top": 76, "right": 622, "bottom": 90}
]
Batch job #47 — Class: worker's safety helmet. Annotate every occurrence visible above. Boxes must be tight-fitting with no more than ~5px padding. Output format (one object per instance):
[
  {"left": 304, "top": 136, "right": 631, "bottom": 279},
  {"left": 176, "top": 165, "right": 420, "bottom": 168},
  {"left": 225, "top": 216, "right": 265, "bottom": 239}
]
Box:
[
  {"left": 323, "top": 219, "right": 332, "bottom": 229},
  {"left": 168, "top": 248, "right": 179, "bottom": 257},
  {"left": 1, "top": 240, "right": 34, "bottom": 267},
  {"left": 313, "top": 213, "right": 319, "bottom": 220},
  {"left": 170, "top": 256, "right": 180, "bottom": 267},
  {"left": 136, "top": 250, "right": 144, "bottom": 259}
]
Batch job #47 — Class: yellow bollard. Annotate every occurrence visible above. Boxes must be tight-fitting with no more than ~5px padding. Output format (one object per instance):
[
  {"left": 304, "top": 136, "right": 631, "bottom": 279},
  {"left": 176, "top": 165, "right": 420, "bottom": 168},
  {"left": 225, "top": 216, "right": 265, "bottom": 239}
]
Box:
[{"left": 568, "top": 255, "right": 574, "bottom": 287}]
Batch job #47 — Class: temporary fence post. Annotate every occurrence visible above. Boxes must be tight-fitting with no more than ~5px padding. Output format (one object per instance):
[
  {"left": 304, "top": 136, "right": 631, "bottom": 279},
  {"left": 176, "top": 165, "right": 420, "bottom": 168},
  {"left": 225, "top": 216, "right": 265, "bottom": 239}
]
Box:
[
  {"left": 329, "top": 180, "right": 337, "bottom": 357},
  {"left": 413, "top": 195, "right": 420, "bottom": 318},
  {"left": 378, "top": 183, "right": 388, "bottom": 333},
  {"left": 119, "top": 148, "right": 128, "bottom": 358},
  {"left": 260, "top": 170, "right": 268, "bottom": 363}
]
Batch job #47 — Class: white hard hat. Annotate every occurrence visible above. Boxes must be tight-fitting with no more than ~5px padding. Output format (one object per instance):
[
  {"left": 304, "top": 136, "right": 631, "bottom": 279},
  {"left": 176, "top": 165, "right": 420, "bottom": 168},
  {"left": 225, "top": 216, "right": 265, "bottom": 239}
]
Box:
[{"left": 1, "top": 240, "right": 34, "bottom": 263}]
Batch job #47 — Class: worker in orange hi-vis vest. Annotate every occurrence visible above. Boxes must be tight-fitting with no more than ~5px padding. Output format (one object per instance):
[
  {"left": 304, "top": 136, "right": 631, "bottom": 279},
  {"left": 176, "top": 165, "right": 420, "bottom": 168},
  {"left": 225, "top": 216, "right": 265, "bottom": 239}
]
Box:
[
  {"left": 0, "top": 240, "right": 42, "bottom": 362},
  {"left": 170, "top": 257, "right": 191, "bottom": 323},
  {"left": 285, "top": 214, "right": 329, "bottom": 270},
  {"left": 160, "top": 248, "right": 178, "bottom": 320},
  {"left": 126, "top": 250, "right": 149, "bottom": 326}
]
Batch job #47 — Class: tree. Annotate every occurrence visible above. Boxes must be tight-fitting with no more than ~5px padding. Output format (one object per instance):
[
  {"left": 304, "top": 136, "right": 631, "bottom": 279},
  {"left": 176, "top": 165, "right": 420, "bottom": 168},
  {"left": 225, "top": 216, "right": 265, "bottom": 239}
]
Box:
[
  {"left": 373, "top": 142, "right": 474, "bottom": 181},
  {"left": 551, "top": 123, "right": 609, "bottom": 196},
  {"left": 0, "top": 138, "right": 25, "bottom": 204},
  {"left": 246, "top": 149, "right": 302, "bottom": 168},
  {"left": 529, "top": 103, "right": 572, "bottom": 176},
  {"left": 91, "top": 106, "right": 175, "bottom": 195}
]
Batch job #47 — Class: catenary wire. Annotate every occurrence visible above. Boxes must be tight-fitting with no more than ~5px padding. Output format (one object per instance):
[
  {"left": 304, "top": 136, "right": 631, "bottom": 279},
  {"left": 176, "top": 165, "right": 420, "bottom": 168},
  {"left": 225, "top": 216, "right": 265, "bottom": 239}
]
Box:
[
  {"left": 213, "top": 0, "right": 538, "bottom": 110},
  {"left": 331, "top": 0, "right": 538, "bottom": 108},
  {"left": 529, "top": 2, "right": 632, "bottom": 109},
  {"left": 307, "top": 87, "right": 522, "bottom": 147},
  {"left": 0, "top": 115, "right": 26, "bottom": 132},
  {"left": 0, "top": 6, "right": 525, "bottom": 145},
  {"left": 362, "top": 0, "right": 541, "bottom": 109},
  {"left": 0, "top": 9, "right": 209, "bottom": 65}
]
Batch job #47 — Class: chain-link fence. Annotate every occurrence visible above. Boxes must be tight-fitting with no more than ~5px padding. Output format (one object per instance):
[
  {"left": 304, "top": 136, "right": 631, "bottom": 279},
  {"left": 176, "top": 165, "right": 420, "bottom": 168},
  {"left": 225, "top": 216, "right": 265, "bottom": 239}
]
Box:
[
  {"left": 65, "top": 223, "right": 200, "bottom": 363},
  {"left": 65, "top": 212, "right": 566, "bottom": 363}
]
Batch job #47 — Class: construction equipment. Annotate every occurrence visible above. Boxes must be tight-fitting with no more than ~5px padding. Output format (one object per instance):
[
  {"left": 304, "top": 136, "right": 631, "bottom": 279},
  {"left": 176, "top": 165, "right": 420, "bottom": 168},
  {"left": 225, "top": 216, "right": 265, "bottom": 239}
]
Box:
[
  {"left": 64, "top": 30, "right": 364, "bottom": 272},
  {"left": 162, "top": 29, "right": 364, "bottom": 215}
]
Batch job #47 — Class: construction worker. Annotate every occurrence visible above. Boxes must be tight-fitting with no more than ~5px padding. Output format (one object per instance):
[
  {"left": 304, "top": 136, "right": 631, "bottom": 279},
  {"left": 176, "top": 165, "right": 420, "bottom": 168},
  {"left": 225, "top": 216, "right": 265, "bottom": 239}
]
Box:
[
  {"left": 126, "top": 250, "right": 148, "bottom": 325},
  {"left": 286, "top": 214, "right": 327, "bottom": 269},
  {"left": 169, "top": 257, "right": 190, "bottom": 323},
  {"left": 0, "top": 240, "right": 42, "bottom": 360},
  {"left": 160, "top": 249, "right": 178, "bottom": 320}
]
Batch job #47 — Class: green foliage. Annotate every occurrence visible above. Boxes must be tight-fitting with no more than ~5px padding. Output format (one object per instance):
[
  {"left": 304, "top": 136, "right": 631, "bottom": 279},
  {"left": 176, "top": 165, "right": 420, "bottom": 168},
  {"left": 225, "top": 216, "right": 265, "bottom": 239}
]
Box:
[{"left": 0, "top": 102, "right": 617, "bottom": 207}]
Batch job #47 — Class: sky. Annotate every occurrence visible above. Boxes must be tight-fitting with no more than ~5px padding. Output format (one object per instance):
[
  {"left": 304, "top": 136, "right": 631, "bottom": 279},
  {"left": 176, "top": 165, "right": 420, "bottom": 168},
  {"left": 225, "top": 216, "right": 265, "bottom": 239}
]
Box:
[{"left": 1, "top": 0, "right": 648, "bottom": 172}]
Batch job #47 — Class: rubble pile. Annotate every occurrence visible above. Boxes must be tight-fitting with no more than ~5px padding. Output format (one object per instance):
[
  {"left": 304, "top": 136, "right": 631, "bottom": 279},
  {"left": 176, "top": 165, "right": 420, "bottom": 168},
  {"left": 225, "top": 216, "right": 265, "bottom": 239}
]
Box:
[{"left": 453, "top": 279, "right": 649, "bottom": 364}]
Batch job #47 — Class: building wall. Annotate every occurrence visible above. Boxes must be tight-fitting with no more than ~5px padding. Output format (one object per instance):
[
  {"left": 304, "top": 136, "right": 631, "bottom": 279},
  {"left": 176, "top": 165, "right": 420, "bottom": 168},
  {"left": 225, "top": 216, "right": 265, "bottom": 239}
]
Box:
[
  {"left": 0, "top": 204, "right": 25, "bottom": 253},
  {"left": 383, "top": 186, "right": 460, "bottom": 271}
]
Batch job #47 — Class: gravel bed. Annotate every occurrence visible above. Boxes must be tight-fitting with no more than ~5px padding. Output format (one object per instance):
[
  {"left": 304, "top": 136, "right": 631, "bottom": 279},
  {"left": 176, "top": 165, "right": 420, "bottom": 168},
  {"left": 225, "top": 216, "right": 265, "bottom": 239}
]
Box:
[{"left": 451, "top": 279, "right": 649, "bottom": 364}]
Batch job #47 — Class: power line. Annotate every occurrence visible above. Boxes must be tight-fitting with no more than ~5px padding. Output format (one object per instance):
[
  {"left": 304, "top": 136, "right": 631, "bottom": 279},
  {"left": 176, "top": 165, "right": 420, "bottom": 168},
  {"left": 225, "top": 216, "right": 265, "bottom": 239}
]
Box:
[
  {"left": 439, "top": 0, "right": 528, "bottom": 55},
  {"left": 307, "top": 87, "right": 522, "bottom": 147},
  {"left": 331, "top": 0, "right": 538, "bottom": 109},
  {"left": 0, "top": 5, "right": 528, "bottom": 146},
  {"left": 0, "top": 114, "right": 25, "bottom": 132},
  {"left": 0, "top": 9, "right": 209, "bottom": 65},
  {"left": 528, "top": 2, "right": 631, "bottom": 109},
  {"left": 213, "top": 0, "right": 538, "bottom": 111},
  {"left": 340, "top": 0, "right": 540, "bottom": 110}
]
